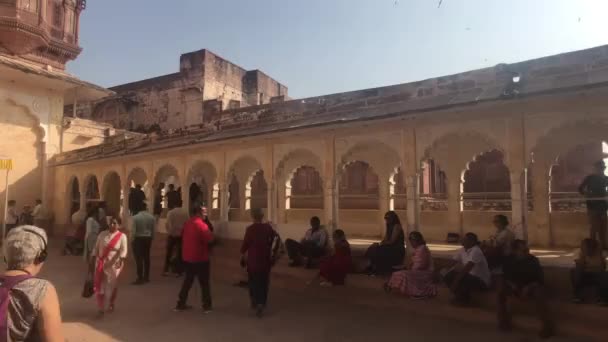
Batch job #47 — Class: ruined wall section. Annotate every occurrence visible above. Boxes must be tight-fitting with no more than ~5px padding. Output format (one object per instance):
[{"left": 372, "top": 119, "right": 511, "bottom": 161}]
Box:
[
  {"left": 244, "top": 70, "right": 288, "bottom": 105},
  {"left": 201, "top": 50, "right": 249, "bottom": 122},
  {"left": 77, "top": 49, "right": 289, "bottom": 131},
  {"left": 108, "top": 73, "right": 186, "bottom": 131}
]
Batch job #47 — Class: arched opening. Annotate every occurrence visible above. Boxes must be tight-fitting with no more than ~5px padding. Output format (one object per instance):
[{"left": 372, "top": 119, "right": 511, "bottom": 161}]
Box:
[
  {"left": 462, "top": 150, "right": 511, "bottom": 211},
  {"left": 102, "top": 172, "right": 122, "bottom": 219},
  {"left": 187, "top": 160, "right": 218, "bottom": 215},
  {"left": 68, "top": 177, "right": 80, "bottom": 223},
  {"left": 283, "top": 166, "right": 324, "bottom": 223},
  {"left": 339, "top": 161, "right": 379, "bottom": 209},
  {"left": 189, "top": 181, "right": 208, "bottom": 206},
  {"left": 228, "top": 174, "right": 240, "bottom": 221},
  {"left": 419, "top": 159, "right": 447, "bottom": 211},
  {"left": 84, "top": 175, "right": 100, "bottom": 212},
  {"left": 247, "top": 170, "right": 267, "bottom": 210},
  {"left": 288, "top": 166, "right": 323, "bottom": 209},
  {"left": 338, "top": 161, "right": 379, "bottom": 237},
  {"left": 460, "top": 150, "right": 511, "bottom": 239}
]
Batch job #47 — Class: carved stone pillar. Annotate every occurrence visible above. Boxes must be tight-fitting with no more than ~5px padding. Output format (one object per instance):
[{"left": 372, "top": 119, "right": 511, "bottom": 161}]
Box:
[
  {"left": 277, "top": 182, "right": 287, "bottom": 224},
  {"left": 405, "top": 174, "right": 419, "bottom": 233},
  {"left": 379, "top": 177, "right": 391, "bottom": 235},
  {"left": 531, "top": 162, "right": 552, "bottom": 247},
  {"left": 323, "top": 179, "right": 338, "bottom": 232},
  {"left": 266, "top": 180, "right": 277, "bottom": 224},
  {"left": 219, "top": 182, "right": 229, "bottom": 222},
  {"left": 447, "top": 172, "right": 463, "bottom": 236},
  {"left": 510, "top": 169, "right": 528, "bottom": 240}
]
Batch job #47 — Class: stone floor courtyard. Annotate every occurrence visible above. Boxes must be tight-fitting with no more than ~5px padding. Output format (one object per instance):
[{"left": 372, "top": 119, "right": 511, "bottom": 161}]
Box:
[{"left": 29, "top": 242, "right": 588, "bottom": 342}]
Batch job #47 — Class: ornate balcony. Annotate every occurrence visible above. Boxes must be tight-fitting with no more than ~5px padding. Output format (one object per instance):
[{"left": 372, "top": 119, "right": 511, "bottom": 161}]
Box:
[{"left": 0, "top": 0, "right": 85, "bottom": 69}]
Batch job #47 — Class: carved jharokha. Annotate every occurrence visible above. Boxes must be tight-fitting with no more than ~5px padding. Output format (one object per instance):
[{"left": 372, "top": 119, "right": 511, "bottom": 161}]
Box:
[{"left": 0, "top": 0, "right": 86, "bottom": 69}]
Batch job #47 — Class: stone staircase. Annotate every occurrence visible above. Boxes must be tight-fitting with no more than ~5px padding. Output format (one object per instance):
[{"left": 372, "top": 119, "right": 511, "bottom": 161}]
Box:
[{"left": 145, "top": 234, "right": 608, "bottom": 341}]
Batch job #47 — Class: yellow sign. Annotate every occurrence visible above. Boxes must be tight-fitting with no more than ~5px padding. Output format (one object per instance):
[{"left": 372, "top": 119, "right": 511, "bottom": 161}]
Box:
[{"left": 0, "top": 159, "right": 12, "bottom": 170}]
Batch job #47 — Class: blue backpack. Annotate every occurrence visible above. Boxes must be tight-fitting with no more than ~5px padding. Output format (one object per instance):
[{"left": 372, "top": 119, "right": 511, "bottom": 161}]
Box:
[{"left": 0, "top": 275, "right": 32, "bottom": 342}]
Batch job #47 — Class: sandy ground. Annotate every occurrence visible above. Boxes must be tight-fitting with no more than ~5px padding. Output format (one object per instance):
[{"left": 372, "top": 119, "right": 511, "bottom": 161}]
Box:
[{"left": 27, "top": 244, "right": 586, "bottom": 342}]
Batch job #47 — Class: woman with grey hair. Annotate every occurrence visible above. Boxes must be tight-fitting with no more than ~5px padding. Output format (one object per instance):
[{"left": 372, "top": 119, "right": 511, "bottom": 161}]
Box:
[{"left": 1, "top": 225, "right": 64, "bottom": 342}]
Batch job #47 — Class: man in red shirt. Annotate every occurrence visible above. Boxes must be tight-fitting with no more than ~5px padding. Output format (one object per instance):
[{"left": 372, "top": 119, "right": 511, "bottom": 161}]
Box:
[
  {"left": 175, "top": 205, "right": 213, "bottom": 312},
  {"left": 240, "top": 208, "right": 281, "bottom": 317}
]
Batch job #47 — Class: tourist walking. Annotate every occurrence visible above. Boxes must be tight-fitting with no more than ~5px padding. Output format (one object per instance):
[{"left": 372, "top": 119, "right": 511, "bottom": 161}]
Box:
[
  {"left": 579, "top": 160, "right": 608, "bottom": 249},
  {"left": 365, "top": 211, "right": 406, "bottom": 275},
  {"left": 163, "top": 201, "right": 188, "bottom": 276},
  {"left": 2, "top": 225, "right": 64, "bottom": 342},
  {"left": 385, "top": 231, "right": 437, "bottom": 299},
  {"left": 175, "top": 205, "right": 213, "bottom": 312},
  {"left": 92, "top": 216, "right": 128, "bottom": 317},
  {"left": 131, "top": 203, "right": 156, "bottom": 285},
  {"left": 318, "top": 229, "right": 353, "bottom": 286},
  {"left": 240, "top": 208, "right": 281, "bottom": 317},
  {"left": 284, "top": 216, "right": 328, "bottom": 268}
]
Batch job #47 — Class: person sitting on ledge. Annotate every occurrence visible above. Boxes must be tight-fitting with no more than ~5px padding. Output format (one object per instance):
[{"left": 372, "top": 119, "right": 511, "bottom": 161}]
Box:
[
  {"left": 364, "top": 211, "right": 406, "bottom": 275},
  {"left": 498, "top": 239, "right": 555, "bottom": 339},
  {"left": 385, "top": 231, "right": 437, "bottom": 299},
  {"left": 285, "top": 216, "right": 328, "bottom": 268},
  {"left": 570, "top": 238, "right": 608, "bottom": 305},
  {"left": 318, "top": 229, "right": 353, "bottom": 286},
  {"left": 442, "top": 232, "right": 490, "bottom": 306}
]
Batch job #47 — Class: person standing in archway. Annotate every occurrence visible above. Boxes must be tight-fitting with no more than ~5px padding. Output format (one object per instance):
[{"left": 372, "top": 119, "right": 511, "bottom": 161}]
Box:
[
  {"left": 579, "top": 160, "right": 608, "bottom": 250},
  {"left": 128, "top": 184, "right": 146, "bottom": 216}
]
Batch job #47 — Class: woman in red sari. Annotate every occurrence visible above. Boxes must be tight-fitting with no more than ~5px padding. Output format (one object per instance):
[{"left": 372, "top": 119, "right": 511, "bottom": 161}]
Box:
[
  {"left": 92, "top": 216, "right": 128, "bottom": 317},
  {"left": 319, "top": 230, "right": 352, "bottom": 286}
]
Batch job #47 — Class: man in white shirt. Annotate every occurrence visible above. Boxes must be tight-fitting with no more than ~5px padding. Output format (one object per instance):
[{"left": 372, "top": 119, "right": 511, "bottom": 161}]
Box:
[
  {"left": 284, "top": 216, "right": 328, "bottom": 268},
  {"left": 443, "top": 232, "right": 491, "bottom": 305},
  {"left": 163, "top": 201, "right": 189, "bottom": 276},
  {"left": 32, "top": 199, "right": 46, "bottom": 230}
]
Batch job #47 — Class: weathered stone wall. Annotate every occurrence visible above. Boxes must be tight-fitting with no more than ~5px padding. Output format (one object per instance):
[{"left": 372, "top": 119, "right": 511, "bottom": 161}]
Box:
[
  {"left": 62, "top": 117, "right": 112, "bottom": 152},
  {"left": 80, "top": 49, "right": 288, "bottom": 132},
  {"left": 0, "top": 78, "right": 64, "bottom": 225}
]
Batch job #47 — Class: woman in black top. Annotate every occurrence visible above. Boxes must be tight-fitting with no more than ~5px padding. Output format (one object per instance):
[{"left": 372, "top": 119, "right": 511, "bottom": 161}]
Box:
[{"left": 365, "top": 211, "right": 406, "bottom": 275}]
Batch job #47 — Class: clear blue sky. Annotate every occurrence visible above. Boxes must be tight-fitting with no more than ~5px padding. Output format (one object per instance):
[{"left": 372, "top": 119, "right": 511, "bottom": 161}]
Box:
[{"left": 68, "top": 0, "right": 608, "bottom": 99}]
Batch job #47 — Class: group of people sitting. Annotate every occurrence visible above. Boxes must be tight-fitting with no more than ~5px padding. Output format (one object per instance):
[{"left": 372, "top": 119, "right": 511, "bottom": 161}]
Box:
[{"left": 282, "top": 211, "right": 608, "bottom": 339}]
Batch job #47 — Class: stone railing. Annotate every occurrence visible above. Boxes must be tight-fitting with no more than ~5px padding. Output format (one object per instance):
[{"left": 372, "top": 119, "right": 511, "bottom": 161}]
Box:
[
  {"left": 420, "top": 193, "right": 448, "bottom": 211},
  {"left": 549, "top": 192, "right": 599, "bottom": 212},
  {"left": 462, "top": 192, "right": 513, "bottom": 211}
]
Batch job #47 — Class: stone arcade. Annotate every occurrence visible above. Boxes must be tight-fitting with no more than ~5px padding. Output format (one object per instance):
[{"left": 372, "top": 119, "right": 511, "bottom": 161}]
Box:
[{"left": 50, "top": 44, "right": 608, "bottom": 248}]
